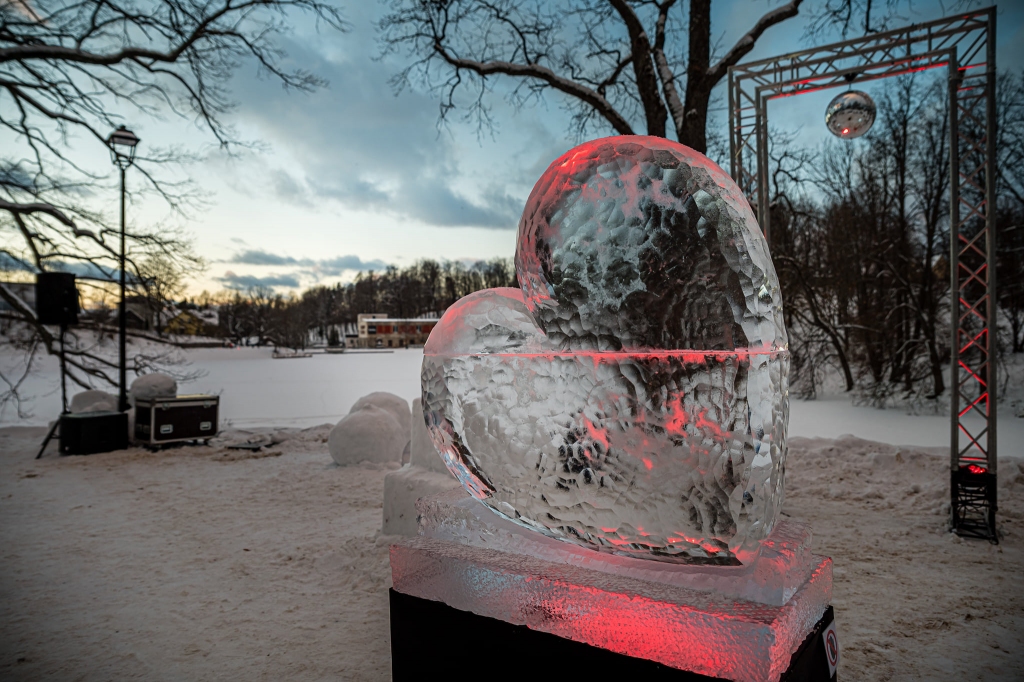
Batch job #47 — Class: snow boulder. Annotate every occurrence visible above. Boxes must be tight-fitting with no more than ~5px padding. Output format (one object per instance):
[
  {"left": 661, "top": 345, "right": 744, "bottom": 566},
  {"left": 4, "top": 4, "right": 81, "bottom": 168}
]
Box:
[
  {"left": 350, "top": 392, "right": 411, "bottom": 435},
  {"left": 130, "top": 373, "right": 177, "bottom": 405},
  {"left": 70, "top": 390, "right": 118, "bottom": 414},
  {"left": 329, "top": 405, "right": 406, "bottom": 466},
  {"left": 381, "top": 398, "right": 462, "bottom": 535}
]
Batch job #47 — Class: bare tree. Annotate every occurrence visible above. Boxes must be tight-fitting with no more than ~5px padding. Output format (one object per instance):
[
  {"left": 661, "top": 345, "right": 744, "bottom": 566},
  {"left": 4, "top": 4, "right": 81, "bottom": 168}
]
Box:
[
  {"left": 770, "top": 74, "right": 961, "bottom": 405},
  {"left": 136, "top": 253, "right": 191, "bottom": 336},
  {"left": 804, "top": 0, "right": 906, "bottom": 38},
  {"left": 379, "top": 0, "right": 801, "bottom": 153},
  {"left": 0, "top": 0, "right": 347, "bottom": 408}
]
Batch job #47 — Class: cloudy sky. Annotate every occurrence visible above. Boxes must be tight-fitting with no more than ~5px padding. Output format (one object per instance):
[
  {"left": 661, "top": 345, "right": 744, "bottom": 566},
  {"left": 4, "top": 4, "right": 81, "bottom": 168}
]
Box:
[{"left": 123, "top": 1, "right": 1024, "bottom": 295}]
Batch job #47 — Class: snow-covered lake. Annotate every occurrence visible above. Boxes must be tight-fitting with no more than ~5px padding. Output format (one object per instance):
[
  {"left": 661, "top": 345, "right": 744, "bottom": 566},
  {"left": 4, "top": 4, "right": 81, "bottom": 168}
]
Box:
[
  {"left": 2, "top": 346, "right": 423, "bottom": 430},
  {"left": 4, "top": 345, "right": 1022, "bottom": 452}
]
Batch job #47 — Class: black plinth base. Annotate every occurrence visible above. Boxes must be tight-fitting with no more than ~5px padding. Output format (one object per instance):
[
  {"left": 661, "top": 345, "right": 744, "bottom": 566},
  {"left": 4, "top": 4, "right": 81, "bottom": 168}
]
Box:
[
  {"left": 59, "top": 411, "right": 128, "bottom": 455},
  {"left": 390, "top": 589, "right": 837, "bottom": 681},
  {"left": 951, "top": 467, "right": 998, "bottom": 543}
]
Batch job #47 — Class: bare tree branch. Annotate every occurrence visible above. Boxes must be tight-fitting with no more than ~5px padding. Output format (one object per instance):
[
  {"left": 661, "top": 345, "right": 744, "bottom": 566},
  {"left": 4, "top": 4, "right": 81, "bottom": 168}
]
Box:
[
  {"left": 0, "top": 0, "right": 348, "bottom": 406},
  {"left": 433, "top": 44, "right": 635, "bottom": 135},
  {"left": 0, "top": 199, "right": 76, "bottom": 227},
  {"left": 706, "top": 1, "right": 802, "bottom": 82}
]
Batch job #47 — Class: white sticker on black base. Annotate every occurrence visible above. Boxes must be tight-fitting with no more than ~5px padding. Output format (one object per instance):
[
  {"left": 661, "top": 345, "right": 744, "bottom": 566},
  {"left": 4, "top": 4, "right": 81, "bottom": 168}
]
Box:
[{"left": 823, "top": 619, "right": 839, "bottom": 678}]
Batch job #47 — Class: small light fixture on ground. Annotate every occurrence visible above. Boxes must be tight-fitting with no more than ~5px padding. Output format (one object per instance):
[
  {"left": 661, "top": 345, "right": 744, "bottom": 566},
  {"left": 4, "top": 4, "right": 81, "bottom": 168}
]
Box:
[{"left": 106, "top": 125, "right": 139, "bottom": 413}]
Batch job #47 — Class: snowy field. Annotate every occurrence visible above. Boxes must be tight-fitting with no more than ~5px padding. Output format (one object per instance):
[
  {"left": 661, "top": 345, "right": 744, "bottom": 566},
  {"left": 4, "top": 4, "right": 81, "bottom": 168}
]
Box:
[{"left": 5, "top": 344, "right": 1023, "bottom": 450}]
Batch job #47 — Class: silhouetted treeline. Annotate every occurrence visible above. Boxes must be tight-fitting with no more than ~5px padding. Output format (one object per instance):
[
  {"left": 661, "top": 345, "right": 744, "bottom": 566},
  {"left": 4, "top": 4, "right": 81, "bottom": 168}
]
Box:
[{"left": 217, "top": 258, "right": 515, "bottom": 348}]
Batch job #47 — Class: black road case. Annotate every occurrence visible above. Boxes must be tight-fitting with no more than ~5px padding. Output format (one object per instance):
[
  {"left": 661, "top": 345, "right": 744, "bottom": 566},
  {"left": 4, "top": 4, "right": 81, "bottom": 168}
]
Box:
[
  {"left": 135, "top": 394, "right": 219, "bottom": 446},
  {"left": 59, "top": 411, "right": 128, "bottom": 455}
]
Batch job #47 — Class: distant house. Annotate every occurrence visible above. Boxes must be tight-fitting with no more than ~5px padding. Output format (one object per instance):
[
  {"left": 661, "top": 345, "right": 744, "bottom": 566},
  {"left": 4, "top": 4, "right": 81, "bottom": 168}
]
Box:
[
  {"left": 164, "top": 307, "right": 219, "bottom": 336},
  {"left": 331, "top": 322, "right": 358, "bottom": 347},
  {"left": 124, "top": 295, "right": 156, "bottom": 330},
  {"left": 355, "top": 313, "right": 437, "bottom": 348}
]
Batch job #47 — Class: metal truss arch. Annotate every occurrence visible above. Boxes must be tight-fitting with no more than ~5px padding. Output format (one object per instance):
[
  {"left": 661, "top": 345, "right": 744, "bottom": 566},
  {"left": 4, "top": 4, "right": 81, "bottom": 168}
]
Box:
[{"left": 727, "top": 7, "right": 998, "bottom": 540}]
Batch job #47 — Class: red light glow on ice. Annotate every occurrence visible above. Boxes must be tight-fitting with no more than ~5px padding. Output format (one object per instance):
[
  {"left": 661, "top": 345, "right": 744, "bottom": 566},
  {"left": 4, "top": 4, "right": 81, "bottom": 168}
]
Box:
[
  {"left": 694, "top": 408, "right": 724, "bottom": 439},
  {"left": 664, "top": 397, "right": 689, "bottom": 436},
  {"left": 583, "top": 417, "right": 610, "bottom": 451}
]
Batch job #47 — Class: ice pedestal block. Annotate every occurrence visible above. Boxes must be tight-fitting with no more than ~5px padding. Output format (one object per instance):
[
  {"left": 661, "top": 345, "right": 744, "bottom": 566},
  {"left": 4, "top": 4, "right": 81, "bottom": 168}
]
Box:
[
  {"left": 417, "top": 488, "right": 814, "bottom": 606},
  {"left": 391, "top": 493, "right": 831, "bottom": 679},
  {"left": 423, "top": 136, "right": 790, "bottom": 564}
]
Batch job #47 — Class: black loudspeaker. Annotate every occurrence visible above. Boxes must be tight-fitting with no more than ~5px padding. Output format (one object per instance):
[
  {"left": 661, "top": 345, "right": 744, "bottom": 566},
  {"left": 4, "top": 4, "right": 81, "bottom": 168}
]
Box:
[
  {"left": 36, "top": 272, "right": 79, "bottom": 326},
  {"left": 59, "top": 412, "right": 128, "bottom": 455}
]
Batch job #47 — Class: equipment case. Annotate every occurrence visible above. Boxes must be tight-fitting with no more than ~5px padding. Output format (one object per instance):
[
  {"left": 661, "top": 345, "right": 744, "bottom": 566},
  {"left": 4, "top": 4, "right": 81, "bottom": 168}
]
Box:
[{"left": 135, "top": 394, "right": 219, "bottom": 446}]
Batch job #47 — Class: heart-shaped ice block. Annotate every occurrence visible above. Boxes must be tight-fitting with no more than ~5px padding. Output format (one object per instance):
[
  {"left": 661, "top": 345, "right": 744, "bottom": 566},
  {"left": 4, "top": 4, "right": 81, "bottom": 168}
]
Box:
[{"left": 422, "top": 136, "right": 788, "bottom": 564}]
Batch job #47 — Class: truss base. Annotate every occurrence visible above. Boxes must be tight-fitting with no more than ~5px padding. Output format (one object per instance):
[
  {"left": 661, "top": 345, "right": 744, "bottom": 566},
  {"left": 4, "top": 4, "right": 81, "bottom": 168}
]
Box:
[{"left": 951, "top": 467, "right": 998, "bottom": 543}]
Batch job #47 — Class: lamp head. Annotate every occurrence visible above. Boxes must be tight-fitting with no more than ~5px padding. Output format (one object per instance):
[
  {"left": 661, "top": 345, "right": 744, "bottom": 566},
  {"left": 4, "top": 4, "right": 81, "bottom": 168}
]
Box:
[{"left": 107, "top": 125, "right": 140, "bottom": 169}]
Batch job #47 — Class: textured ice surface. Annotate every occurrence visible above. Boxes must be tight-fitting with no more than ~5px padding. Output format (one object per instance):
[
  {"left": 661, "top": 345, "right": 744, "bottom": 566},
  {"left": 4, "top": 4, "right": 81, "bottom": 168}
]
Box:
[
  {"left": 417, "top": 489, "right": 815, "bottom": 606},
  {"left": 422, "top": 136, "right": 789, "bottom": 564},
  {"left": 390, "top": 534, "right": 831, "bottom": 682},
  {"left": 515, "top": 136, "right": 785, "bottom": 352}
]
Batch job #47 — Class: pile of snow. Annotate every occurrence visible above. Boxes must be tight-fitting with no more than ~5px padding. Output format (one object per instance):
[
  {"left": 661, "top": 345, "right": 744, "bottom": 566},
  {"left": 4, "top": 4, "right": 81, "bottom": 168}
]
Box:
[
  {"left": 329, "top": 392, "right": 410, "bottom": 466},
  {"left": 69, "top": 390, "right": 118, "bottom": 414},
  {"left": 129, "top": 373, "right": 177, "bottom": 404},
  {"left": 68, "top": 389, "right": 134, "bottom": 440},
  {"left": 351, "top": 391, "right": 411, "bottom": 436}
]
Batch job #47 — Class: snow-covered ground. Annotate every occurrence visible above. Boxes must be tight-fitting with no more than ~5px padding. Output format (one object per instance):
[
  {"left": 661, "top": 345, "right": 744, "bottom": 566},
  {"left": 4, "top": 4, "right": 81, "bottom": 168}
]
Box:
[
  {"left": 1, "top": 426, "right": 1021, "bottom": 680},
  {"left": 5, "top": 345, "right": 1023, "bottom": 454}
]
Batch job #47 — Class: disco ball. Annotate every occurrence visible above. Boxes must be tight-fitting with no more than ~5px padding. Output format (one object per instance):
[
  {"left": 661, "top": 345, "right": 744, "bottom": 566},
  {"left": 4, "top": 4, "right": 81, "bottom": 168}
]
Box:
[{"left": 825, "top": 90, "right": 876, "bottom": 139}]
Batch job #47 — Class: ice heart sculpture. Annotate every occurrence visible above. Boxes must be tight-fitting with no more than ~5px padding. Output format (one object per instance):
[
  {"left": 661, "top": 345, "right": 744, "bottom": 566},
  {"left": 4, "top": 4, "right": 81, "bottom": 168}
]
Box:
[{"left": 422, "top": 136, "right": 788, "bottom": 564}]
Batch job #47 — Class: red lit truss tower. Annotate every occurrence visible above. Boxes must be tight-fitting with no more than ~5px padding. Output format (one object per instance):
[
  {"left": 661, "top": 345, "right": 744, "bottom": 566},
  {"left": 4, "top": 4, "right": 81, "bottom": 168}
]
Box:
[{"left": 727, "top": 8, "right": 998, "bottom": 541}]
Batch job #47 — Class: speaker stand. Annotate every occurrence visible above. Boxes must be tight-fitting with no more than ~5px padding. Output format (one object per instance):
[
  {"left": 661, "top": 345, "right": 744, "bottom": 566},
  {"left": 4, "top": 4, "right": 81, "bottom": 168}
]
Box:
[{"left": 36, "top": 323, "right": 69, "bottom": 459}]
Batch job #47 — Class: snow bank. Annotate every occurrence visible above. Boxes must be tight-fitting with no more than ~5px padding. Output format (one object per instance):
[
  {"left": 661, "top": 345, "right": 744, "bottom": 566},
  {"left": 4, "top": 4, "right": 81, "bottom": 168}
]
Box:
[{"left": 788, "top": 435, "right": 1024, "bottom": 517}]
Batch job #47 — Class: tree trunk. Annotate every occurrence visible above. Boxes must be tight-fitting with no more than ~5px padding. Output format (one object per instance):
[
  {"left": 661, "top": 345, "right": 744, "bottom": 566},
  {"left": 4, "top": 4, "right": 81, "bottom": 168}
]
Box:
[
  {"left": 609, "top": 0, "right": 667, "bottom": 138},
  {"left": 680, "top": 0, "right": 712, "bottom": 153}
]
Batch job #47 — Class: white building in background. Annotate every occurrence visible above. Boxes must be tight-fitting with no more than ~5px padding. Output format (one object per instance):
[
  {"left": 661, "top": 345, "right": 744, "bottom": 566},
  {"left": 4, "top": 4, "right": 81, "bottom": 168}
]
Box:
[{"left": 355, "top": 313, "right": 437, "bottom": 348}]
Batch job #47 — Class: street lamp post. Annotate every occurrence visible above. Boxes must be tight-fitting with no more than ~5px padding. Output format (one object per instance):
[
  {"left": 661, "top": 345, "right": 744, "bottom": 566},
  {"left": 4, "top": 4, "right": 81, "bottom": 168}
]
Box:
[{"left": 106, "top": 125, "right": 139, "bottom": 413}]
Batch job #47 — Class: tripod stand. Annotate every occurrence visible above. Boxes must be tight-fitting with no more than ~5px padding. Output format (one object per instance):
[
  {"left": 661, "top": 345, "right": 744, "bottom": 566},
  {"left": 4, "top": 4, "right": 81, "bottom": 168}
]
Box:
[{"left": 36, "top": 323, "right": 69, "bottom": 459}]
